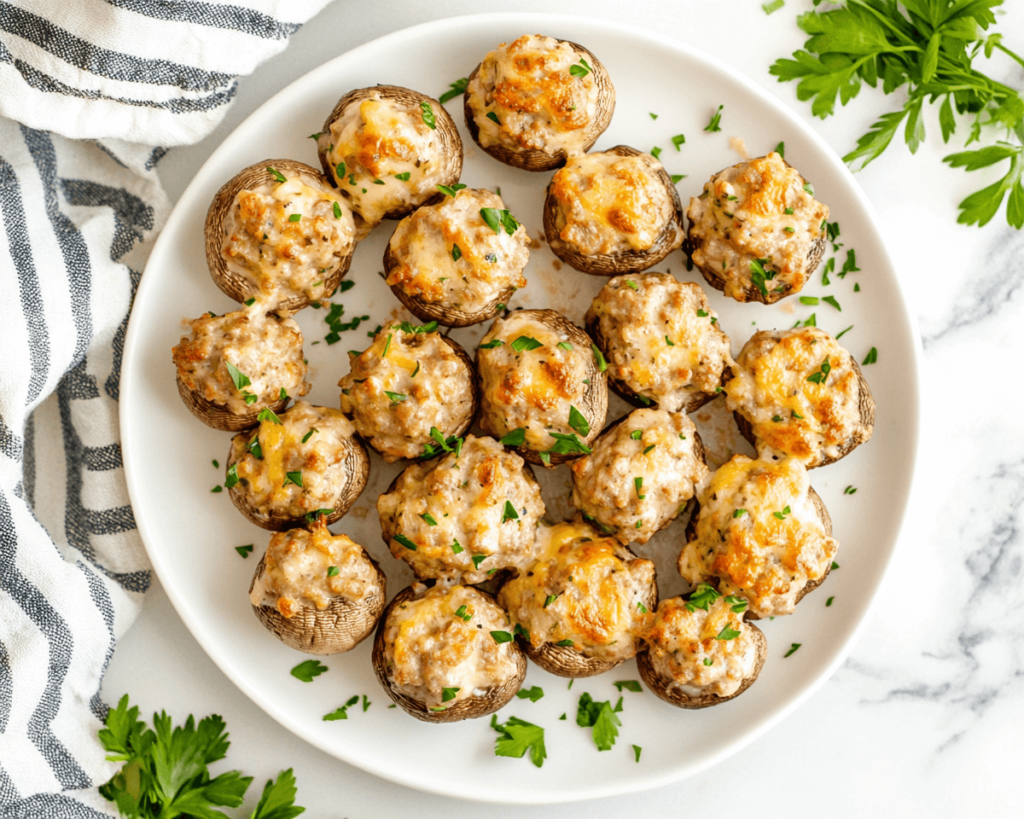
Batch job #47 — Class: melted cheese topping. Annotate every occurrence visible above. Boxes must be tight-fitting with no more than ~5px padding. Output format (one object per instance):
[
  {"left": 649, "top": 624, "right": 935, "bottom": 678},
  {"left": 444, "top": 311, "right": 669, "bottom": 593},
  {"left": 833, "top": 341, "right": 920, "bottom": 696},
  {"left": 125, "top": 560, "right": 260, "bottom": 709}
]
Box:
[
  {"left": 171, "top": 306, "right": 310, "bottom": 414},
  {"left": 338, "top": 320, "right": 474, "bottom": 462},
  {"left": 498, "top": 521, "right": 655, "bottom": 662},
  {"left": 466, "top": 34, "right": 600, "bottom": 155},
  {"left": 228, "top": 401, "right": 357, "bottom": 519},
  {"left": 386, "top": 188, "right": 530, "bottom": 310},
  {"left": 570, "top": 409, "right": 708, "bottom": 545},
  {"left": 586, "top": 273, "right": 731, "bottom": 410},
  {"left": 725, "top": 327, "right": 865, "bottom": 466},
  {"left": 383, "top": 583, "right": 520, "bottom": 708},
  {"left": 377, "top": 435, "right": 545, "bottom": 583},
  {"left": 549, "top": 151, "right": 678, "bottom": 255},
  {"left": 678, "top": 455, "right": 837, "bottom": 618},
  {"left": 324, "top": 94, "right": 450, "bottom": 224},
  {"left": 477, "top": 312, "right": 592, "bottom": 453},
  {"left": 687, "top": 153, "right": 829, "bottom": 300},
  {"left": 249, "top": 518, "right": 380, "bottom": 616},
  {"left": 643, "top": 597, "right": 759, "bottom": 698},
  {"left": 221, "top": 176, "right": 355, "bottom": 308}
]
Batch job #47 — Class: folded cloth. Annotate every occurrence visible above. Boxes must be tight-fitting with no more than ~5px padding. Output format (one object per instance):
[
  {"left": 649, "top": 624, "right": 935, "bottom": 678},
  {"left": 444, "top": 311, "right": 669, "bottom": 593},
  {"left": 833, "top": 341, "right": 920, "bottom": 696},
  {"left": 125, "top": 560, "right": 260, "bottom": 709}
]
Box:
[{"left": 0, "top": 2, "right": 331, "bottom": 815}]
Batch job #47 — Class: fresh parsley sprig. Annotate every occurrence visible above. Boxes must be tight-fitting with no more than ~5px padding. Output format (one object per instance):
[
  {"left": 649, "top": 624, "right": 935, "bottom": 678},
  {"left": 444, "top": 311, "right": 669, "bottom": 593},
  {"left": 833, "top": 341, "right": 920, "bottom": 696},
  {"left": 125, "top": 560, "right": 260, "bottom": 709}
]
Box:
[{"left": 769, "top": 0, "right": 1024, "bottom": 228}]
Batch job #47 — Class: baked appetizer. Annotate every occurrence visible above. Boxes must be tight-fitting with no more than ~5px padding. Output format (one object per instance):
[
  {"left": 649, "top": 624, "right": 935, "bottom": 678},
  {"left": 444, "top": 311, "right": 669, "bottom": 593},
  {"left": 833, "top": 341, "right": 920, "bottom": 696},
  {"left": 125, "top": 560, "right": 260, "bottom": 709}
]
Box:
[
  {"left": 204, "top": 160, "right": 357, "bottom": 313},
  {"left": 498, "top": 520, "right": 657, "bottom": 677},
  {"left": 372, "top": 582, "right": 526, "bottom": 722},
  {"left": 338, "top": 320, "right": 477, "bottom": 462},
  {"left": 585, "top": 272, "right": 731, "bottom": 412},
  {"left": 377, "top": 435, "right": 545, "bottom": 584},
  {"left": 544, "top": 147, "right": 684, "bottom": 275},
  {"left": 316, "top": 85, "right": 463, "bottom": 224},
  {"left": 172, "top": 308, "right": 309, "bottom": 431},
  {"left": 464, "top": 33, "right": 615, "bottom": 171},
  {"left": 637, "top": 592, "right": 766, "bottom": 709},
  {"left": 686, "top": 152, "right": 829, "bottom": 303},
  {"left": 249, "top": 517, "right": 386, "bottom": 654},
  {"left": 476, "top": 309, "right": 607, "bottom": 468},
  {"left": 725, "top": 327, "right": 874, "bottom": 468},
  {"left": 678, "top": 455, "right": 837, "bottom": 619},
  {"left": 570, "top": 409, "right": 708, "bottom": 545},
  {"left": 225, "top": 401, "right": 369, "bottom": 531},
  {"left": 383, "top": 188, "right": 530, "bottom": 326}
]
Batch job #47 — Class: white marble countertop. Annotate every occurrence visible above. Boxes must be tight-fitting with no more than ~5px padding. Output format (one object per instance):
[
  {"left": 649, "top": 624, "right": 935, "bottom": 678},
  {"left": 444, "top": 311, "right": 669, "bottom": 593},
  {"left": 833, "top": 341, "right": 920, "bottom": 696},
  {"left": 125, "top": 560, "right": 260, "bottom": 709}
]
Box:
[{"left": 102, "top": 1, "right": 1024, "bottom": 814}]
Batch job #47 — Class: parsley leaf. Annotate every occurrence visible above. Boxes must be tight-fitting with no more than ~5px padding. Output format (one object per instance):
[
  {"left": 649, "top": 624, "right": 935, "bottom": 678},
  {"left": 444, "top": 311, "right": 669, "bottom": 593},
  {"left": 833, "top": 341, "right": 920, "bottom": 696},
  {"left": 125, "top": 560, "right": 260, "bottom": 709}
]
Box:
[
  {"left": 516, "top": 686, "right": 545, "bottom": 702},
  {"left": 492, "top": 715, "right": 547, "bottom": 767},
  {"left": 576, "top": 693, "right": 621, "bottom": 751},
  {"left": 439, "top": 77, "right": 469, "bottom": 103},
  {"left": 568, "top": 405, "right": 590, "bottom": 437},
  {"left": 705, "top": 104, "right": 724, "bottom": 132}
]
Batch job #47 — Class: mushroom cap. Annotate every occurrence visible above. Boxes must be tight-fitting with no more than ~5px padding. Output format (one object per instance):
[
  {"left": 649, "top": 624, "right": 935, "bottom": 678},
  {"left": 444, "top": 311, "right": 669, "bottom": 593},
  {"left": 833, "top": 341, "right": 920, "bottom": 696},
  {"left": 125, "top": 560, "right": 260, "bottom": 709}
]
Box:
[
  {"left": 371, "top": 585, "right": 527, "bottom": 722},
  {"left": 543, "top": 146, "right": 685, "bottom": 276},
  {"left": 204, "top": 159, "right": 359, "bottom": 314},
  {"left": 249, "top": 549, "right": 386, "bottom": 655},
  {"left": 636, "top": 620, "right": 767, "bottom": 708},
  {"left": 463, "top": 39, "right": 615, "bottom": 172},
  {"left": 317, "top": 85, "right": 463, "bottom": 222},
  {"left": 176, "top": 373, "right": 289, "bottom": 432}
]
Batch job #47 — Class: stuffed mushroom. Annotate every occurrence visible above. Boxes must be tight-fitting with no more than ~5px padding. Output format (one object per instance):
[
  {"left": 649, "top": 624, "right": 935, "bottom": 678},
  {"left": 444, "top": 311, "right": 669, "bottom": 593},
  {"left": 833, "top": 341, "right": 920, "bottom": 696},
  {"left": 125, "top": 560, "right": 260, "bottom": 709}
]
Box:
[
  {"left": 544, "top": 146, "right": 684, "bottom": 275},
  {"left": 372, "top": 582, "right": 527, "bottom": 722},
  {"left": 678, "top": 455, "right": 837, "bottom": 619},
  {"left": 225, "top": 401, "right": 369, "bottom": 531},
  {"left": 724, "top": 327, "right": 874, "bottom": 468},
  {"left": 172, "top": 307, "right": 309, "bottom": 431},
  {"left": 249, "top": 517, "right": 386, "bottom": 654},
  {"left": 637, "top": 592, "right": 766, "bottom": 708},
  {"left": 476, "top": 309, "right": 607, "bottom": 468},
  {"left": 585, "top": 272, "right": 731, "bottom": 412},
  {"left": 377, "top": 435, "right": 545, "bottom": 584},
  {"left": 338, "top": 320, "right": 477, "bottom": 462},
  {"left": 205, "top": 160, "right": 358, "bottom": 313},
  {"left": 383, "top": 187, "right": 530, "bottom": 326},
  {"left": 686, "top": 152, "right": 829, "bottom": 303},
  {"left": 316, "top": 85, "right": 463, "bottom": 225},
  {"left": 498, "top": 520, "right": 657, "bottom": 677},
  {"left": 570, "top": 409, "right": 708, "bottom": 545},
  {"left": 463, "top": 33, "right": 615, "bottom": 171}
]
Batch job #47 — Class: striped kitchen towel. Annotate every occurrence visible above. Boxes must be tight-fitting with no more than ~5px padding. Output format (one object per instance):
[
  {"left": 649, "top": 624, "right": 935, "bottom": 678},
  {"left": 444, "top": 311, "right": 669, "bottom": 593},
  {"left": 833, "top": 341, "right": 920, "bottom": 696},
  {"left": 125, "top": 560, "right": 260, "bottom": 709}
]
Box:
[{"left": 0, "top": 2, "right": 332, "bottom": 816}]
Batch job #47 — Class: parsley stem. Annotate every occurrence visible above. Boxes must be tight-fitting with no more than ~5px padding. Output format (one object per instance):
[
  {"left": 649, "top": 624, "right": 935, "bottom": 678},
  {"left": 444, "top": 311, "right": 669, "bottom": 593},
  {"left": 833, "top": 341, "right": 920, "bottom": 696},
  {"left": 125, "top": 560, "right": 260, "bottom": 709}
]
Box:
[{"left": 993, "top": 42, "right": 1024, "bottom": 72}]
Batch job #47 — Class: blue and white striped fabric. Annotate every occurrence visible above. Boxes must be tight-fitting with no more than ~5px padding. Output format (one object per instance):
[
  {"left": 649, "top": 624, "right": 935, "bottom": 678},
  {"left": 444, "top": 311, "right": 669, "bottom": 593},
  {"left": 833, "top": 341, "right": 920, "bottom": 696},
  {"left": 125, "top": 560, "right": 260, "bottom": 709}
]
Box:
[{"left": 0, "top": 2, "right": 331, "bottom": 815}]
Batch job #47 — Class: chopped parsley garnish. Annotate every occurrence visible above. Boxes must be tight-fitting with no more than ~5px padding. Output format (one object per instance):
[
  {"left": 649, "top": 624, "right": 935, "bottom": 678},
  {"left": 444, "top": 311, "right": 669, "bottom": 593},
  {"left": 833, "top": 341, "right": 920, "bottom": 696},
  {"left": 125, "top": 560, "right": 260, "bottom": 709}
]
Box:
[
  {"left": 839, "top": 249, "right": 860, "bottom": 278},
  {"left": 436, "top": 182, "right": 467, "bottom": 198},
  {"left": 225, "top": 361, "right": 251, "bottom": 391},
  {"left": 650, "top": 112, "right": 658, "bottom": 120},
  {"left": 733, "top": 508, "right": 748, "bottom": 518},
  {"left": 490, "top": 630, "right": 513, "bottom": 644},
  {"left": 491, "top": 715, "right": 546, "bottom": 767},
  {"left": 480, "top": 338, "right": 504, "bottom": 349},
  {"left": 803, "top": 313, "right": 817, "bottom": 327},
  {"left": 235, "top": 544, "right": 253, "bottom": 558},
  {"left": 288, "top": 213, "right": 301, "bottom": 222},
  {"left": 451, "top": 540, "right": 464, "bottom": 555},
  {"left": 748, "top": 258, "right": 776, "bottom": 298},
  {"left": 243, "top": 297, "right": 256, "bottom": 306},
  {"left": 392, "top": 171, "right": 411, "bottom": 181},
  {"left": 626, "top": 279, "right": 639, "bottom": 291},
  {"left": 703, "top": 658, "right": 714, "bottom": 666},
  {"left": 500, "top": 428, "right": 526, "bottom": 446},
  {"left": 266, "top": 166, "right": 286, "bottom": 183},
  {"left": 686, "top": 583, "right": 720, "bottom": 612},
  {"left": 502, "top": 501, "right": 519, "bottom": 523},
  {"left": 327, "top": 566, "right": 339, "bottom": 577},
  {"left": 568, "top": 405, "right": 590, "bottom": 437},
  {"left": 726, "top": 595, "right": 748, "bottom": 613},
  {"left": 439, "top": 77, "right": 469, "bottom": 103},
  {"left": 555, "top": 639, "right": 574, "bottom": 647},
  {"left": 257, "top": 407, "right": 282, "bottom": 425},
  {"left": 290, "top": 659, "right": 327, "bottom": 682},
  {"left": 822, "top": 295, "right": 842, "bottom": 311},
  {"left": 634, "top": 476, "right": 645, "bottom": 500},
  {"left": 806, "top": 356, "right": 831, "bottom": 385},
  {"left": 576, "top": 693, "right": 621, "bottom": 752},
  {"left": 396, "top": 320, "right": 439, "bottom": 334},
  {"left": 420, "top": 100, "right": 436, "bottom": 129},
  {"left": 613, "top": 680, "right": 642, "bottom": 693},
  {"left": 803, "top": 183, "right": 814, "bottom": 195},
  {"left": 651, "top": 146, "right": 662, "bottom": 159},
  {"left": 283, "top": 471, "right": 302, "bottom": 488},
  {"left": 672, "top": 133, "right": 686, "bottom": 150},
  {"left": 323, "top": 695, "right": 361, "bottom": 720},
  {"left": 335, "top": 161, "right": 346, "bottom": 179},
  {"left": 643, "top": 444, "right": 655, "bottom": 455},
  {"left": 546, "top": 432, "right": 592, "bottom": 457},
  {"left": 784, "top": 643, "right": 802, "bottom": 658},
  {"left": 451, "top": 243, "right": 462, "bottom": 262},
  {"left": 486, "top": 111, "right": 500, "bottom": 124},
  {"left": 836, "top": 324, "right": 853, "bottom": 339},
  {"left": 569, "top": 58, "right": 592, "bottom": 78},
  {"left": 704, "top": 104, "right": 724, "bottom": 132},
  {"left": 630, "top": 430, "right": 642, "bottom": 440},
  {"left": 591, "top": 342, "right": 607, "bottom": 371},
  {"left": 511, "top": 335, "right": 543, "bottom": 352},
  {"left": 832, "top": 561, "right": 840, "bottom": 570},
  {"left": 394, "top": 534, "right": 417, "bottom": 551},
  {"left": 715, "top": 623, "right": 741, "bottom": 641},
  {"left": 516, "top": 686, "right": 544, "bottom": 703},
  {"left": 637, "top": 601, "right": 648, "bottom": 613},
  {"left": 827, "top": 596, "right": 835, "bottom": 607},
  {"left": 544, "top": 594, "right": 558, "bottom": 608},
  {"left": 303, "top": 508, "right": 334, "bottom": 524},
  {"left": 844, "top": 485, "right": 858, "bottom": 495},
  {"left": 800, "top": 296, "right": 819, "bottom": 306},
  {"left": 763, "top": 0, "right": 785, "bottom": 15},
  {"left": 664, "top": 335, "right": 675, "bottom": 346},
  {"left": 863, "top": 346, "right": 878, "bottom": 365},
  {"left": 480, "top": 207, "right": 520, "bottom": 235},
  {"left": 773, "top": 505, "right": 792, "bottom": 520},
  {"left": 557, "top": 341, "right": 573, "bottom": 351},
  {"left": 420, "top": 512, "right": 438, "bottom": 526},
  {"left": 224, "top": 464, "right": 239, "bottom": 489},
  {"left": 441, "top": 687, "right": 460, "bottom": 703},
  {"left": 384, "top": 391, "right": 408, "bottom": 404},
  {"left": 454, "top": 604, "right": 470, "bottom": 621},
  {"left": 670, "top": 174, "right": 685, "bottom": 183}
]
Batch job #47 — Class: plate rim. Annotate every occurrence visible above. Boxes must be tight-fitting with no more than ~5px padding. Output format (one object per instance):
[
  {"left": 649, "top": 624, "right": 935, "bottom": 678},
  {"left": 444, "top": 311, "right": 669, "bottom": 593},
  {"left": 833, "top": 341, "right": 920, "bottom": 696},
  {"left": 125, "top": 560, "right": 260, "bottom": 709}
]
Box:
[{"left": 120, "top": 11, "right": 923, "bottom": 804}]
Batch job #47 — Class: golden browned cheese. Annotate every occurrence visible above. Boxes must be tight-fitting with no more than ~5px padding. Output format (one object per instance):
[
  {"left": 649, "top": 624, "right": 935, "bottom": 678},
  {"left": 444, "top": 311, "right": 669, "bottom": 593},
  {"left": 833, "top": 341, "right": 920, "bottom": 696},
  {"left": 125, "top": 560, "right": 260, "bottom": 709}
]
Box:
[
  {"left": 249, "top": 518, "right": 379, "bottom": 616},
  {"left": 643, "top": 596, "right": 760, "bottom": 698},
  {"left": 549, "top": 152, "right": 675, "bottom": 255},
  {"left": 498, "top": 521, "right": 655, "bottom": 662},
  {"left": 384, "top": 583, "right": 519, "bottom": 708},
  {"left": 678, "top": 455, "right": 836, "bottom": 618},
  {"left": 725, "top": 327, "right": 862, "bottom": 464}
]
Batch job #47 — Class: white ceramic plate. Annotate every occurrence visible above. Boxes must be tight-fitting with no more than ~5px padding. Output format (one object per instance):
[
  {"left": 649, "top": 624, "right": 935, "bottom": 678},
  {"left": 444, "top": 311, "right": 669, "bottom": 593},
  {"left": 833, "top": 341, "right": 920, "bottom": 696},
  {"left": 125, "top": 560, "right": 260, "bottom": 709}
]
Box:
[{"left": 121, "top": 13, "right": 921, "bottom": 804}]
